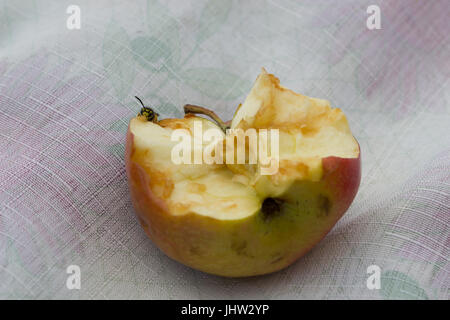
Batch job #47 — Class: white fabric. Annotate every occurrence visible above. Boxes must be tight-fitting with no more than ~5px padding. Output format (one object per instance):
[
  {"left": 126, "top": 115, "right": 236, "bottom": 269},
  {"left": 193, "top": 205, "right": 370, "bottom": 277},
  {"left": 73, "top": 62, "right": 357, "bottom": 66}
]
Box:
[{"left": 0, "top": 0, "right": 448, "bottom": 299}]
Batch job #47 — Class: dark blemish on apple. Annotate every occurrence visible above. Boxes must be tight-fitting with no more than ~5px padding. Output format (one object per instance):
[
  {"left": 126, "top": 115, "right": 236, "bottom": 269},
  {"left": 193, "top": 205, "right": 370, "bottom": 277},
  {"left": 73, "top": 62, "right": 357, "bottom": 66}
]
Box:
[
  {"left": 138, "top": 217, "right": 149, "bottom": 229},
  {"left": 231, "top": 240, "right": 254, "bottom": 258},
  {"left": 270, "top": 252, "right": 283, "bottom": 264},
  {"left": 231, "top": 240, "right": 247, "bottom": 255},
  {"left": 189, "top": 246, "right": 202, "bottom": 256},
  {"left": 317, "top": 195, "right": 331, "bottom": 217},
  {"left": 270, "top": 256, "right": 283, "bottom": 264},
  {"left": 261, "top": 197, "right": 284, "bottom": 221}
]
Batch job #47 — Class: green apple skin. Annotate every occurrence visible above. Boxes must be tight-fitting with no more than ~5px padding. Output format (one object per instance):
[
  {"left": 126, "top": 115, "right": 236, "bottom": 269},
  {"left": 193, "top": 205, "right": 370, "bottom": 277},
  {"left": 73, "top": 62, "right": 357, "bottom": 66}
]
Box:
[{"left": 126, "top": 128, "right": 361, "bottom": 277}]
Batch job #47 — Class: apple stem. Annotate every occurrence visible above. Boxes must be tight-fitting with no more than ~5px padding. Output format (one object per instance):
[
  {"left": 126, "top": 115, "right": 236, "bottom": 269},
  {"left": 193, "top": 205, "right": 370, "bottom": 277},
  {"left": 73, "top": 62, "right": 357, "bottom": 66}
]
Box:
[{"left": 183, "top": 104, "right": 231, "bottom": 132}]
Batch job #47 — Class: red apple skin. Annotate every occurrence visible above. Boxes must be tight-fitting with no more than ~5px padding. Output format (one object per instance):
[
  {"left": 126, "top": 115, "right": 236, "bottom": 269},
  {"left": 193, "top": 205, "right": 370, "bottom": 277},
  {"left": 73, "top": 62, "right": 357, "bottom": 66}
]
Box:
[{"left": 126, "top": 127, "right": 361, "bottom": 277}]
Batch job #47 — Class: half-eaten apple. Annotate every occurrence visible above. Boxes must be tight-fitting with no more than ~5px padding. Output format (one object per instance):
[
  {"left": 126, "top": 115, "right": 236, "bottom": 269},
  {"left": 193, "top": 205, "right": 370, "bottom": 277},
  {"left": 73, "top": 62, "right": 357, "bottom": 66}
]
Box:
[{"left": 125, "top": 69, "right": 361, "bottom": 277}]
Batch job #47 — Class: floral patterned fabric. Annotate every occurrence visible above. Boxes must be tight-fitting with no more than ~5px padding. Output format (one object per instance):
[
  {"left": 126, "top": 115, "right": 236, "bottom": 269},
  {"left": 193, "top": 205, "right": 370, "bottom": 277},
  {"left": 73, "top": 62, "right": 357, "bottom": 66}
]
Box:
[{"left": 0, "top": 0, "right": 448, "bottom": 299}]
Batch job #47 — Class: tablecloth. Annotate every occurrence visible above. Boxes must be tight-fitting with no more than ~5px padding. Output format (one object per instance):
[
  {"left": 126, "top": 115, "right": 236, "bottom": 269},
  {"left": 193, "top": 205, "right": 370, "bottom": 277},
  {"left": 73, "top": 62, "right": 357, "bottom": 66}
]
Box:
[{"left": 0, "top": 0, "right": 449, "bottom": 299}]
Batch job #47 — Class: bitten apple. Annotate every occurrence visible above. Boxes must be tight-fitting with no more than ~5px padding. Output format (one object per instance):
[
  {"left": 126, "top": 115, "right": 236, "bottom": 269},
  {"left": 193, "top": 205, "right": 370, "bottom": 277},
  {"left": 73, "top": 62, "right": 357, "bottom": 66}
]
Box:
[{"left": 125, "top": 69, "right": 361, "bottom": 277}]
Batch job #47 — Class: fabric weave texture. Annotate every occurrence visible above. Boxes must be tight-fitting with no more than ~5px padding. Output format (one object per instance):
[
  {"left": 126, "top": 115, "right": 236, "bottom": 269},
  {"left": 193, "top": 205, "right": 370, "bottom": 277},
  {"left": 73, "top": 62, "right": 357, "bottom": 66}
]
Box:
[{"left": 0, "top": 0, "right": 448, "bottom": 299}]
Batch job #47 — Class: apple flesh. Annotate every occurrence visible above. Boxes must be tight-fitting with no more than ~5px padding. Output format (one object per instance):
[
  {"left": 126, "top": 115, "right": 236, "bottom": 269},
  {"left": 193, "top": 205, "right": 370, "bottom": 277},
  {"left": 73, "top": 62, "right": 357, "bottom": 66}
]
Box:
[{"left": 126, "top": 69, "right": 361, "bottom": 277}]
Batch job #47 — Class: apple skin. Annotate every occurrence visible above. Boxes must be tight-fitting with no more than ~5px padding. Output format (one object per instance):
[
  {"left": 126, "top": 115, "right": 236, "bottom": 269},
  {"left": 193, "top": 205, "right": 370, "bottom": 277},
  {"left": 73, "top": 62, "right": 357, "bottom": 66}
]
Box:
[{"left": 125, "top": 127, "right": 361, "bottom": 277}]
